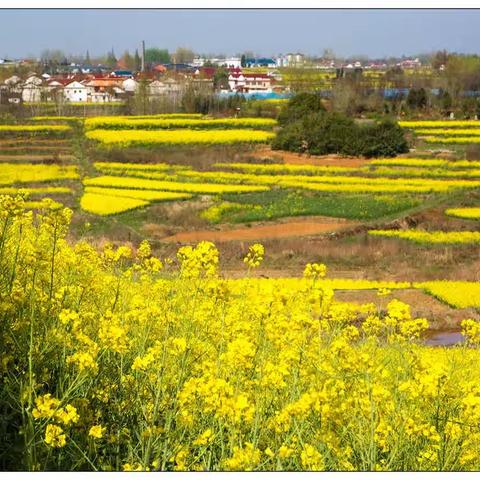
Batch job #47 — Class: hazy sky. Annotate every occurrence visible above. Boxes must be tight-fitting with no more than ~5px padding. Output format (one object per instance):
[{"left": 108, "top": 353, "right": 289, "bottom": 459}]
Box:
[{"left": 1, "top": 9, "right": 479, "bottom": 59}]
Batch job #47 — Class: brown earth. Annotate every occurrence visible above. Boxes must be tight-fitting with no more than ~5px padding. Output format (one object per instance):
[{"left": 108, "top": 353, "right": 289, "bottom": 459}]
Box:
[
  {"left": 0, "top": 146, "right": 72, "bottom": 153},
  {"left": 249, "top": 147, "right": 372, "bottom": 168},
  {"left": 160, "top": 216, "right": 357, "bottom": 243},
  {"left": 0, "top": 154, "right": 75, "bottom": 162},
  {"left": 334, "top": 288, "right": 479, "bottom": 329},
  {"left": 0, "top": 139, "right": 70, "bottom": 146}
]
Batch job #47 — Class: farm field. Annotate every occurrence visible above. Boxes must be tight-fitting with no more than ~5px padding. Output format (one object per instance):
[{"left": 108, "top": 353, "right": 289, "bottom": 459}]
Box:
[
  {"left": 1, "top": 115, "right": 478, "bottom": 300},
  {"left": 1, "top": 113, "right": 480, "bottom": 471}
]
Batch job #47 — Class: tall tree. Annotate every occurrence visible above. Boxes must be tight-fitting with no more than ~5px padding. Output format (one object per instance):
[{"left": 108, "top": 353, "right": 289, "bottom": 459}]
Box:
[
  {"left": 121, "top": 50, "right": 135, "bottom": 70},
  {"left": 174, "top": 47, "right": 195, "bottom": 64},
  {"left": 85, "top": 50, "right": 91, "bottom": 64},
  {"left": 144, "top": 48, "right": 170, "bottom": 64},
  {"left": 213, "top": 68, "right": 229, "bottom": 90},
  {"left": 134, "top": 49, "right": 141, "bottom": 71},
  {"left": 106, "top": 48, "right": 117, "bottom": 68}
]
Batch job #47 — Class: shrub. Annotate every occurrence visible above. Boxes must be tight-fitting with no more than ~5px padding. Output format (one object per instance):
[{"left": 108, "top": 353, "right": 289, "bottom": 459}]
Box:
[
  {"left": 277, "top": 93, "right": 326, "bottom": 126},
  {"left": 273, "top": 113, "right": 408, "bottom": 158}
]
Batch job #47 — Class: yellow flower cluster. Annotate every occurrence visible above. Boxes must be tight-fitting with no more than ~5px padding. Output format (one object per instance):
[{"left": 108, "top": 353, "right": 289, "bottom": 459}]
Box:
[
  {"left": 80, "top": 192, "right": 148, "bottom": 215},
  {"left": 217, "top": 160, "right": 480, "bottom": 181},
  {"left": 83, "top": 175, "right": 269, "bottom": 194},
  {"left": 0, "top": 164, "right": 78, "bottom": 186},
  {"left": 85, "top": 186, "right": 191, "bottom": 201},
  {"left": 416, "top": 128, "right": 480, "bottom": 136},
  {"left": 44, "top": 424, "right": 67, "bottom": 448},
  {"left": 85, "top": 117, "right": 277, "bottom": 130},
  {"left": 0, "top": 125, "right": 71, "bottom": 132},
  {"left": 200, "top": 201, "right": 248, "bottom": 223},
  {"left": 370, "top": 158, "right": 450, "bottom": 168},
  {"left": 82, "top": 187, "right": 192, "bottom": 215},
  {"left": 181, "top": 169, "right": 480, "bottom": 193},
  {"left": 24, "top": 199, "right": 63, "bottom": 210},
  {"left": 461, "top": 319, "right": 480, "bottom": 344},
  {"left": 31, "top": 116, "right": 84, "bottom": 122},
  {"left": 399, "top": 120, "right": 480, "bottom": 128},
  {"left": 423, "top": 136, "right": 480, "bottom": 144},
  {"left": 0, "top": 186, "right": 72, "bottom": 195},
  {"left": 370, "top": 158, "right": 480, "bottom": 170},
  {"left": 369, "top": 229, "right": 480, "bottom": 245},
  {"left": 2, "top": 195, "right": 480, "bottom": 471},
  {"left": 415, "top": 281, "right": 480, "bottom": 308},
  {"left": 243, "top": 243, "right": 264, "bottom": 268},
  {"left": 94, "top": 161, "right": 191, "bottom": 174},
  {"left": 445, "top": 208, "right": 480, "bottom": 220},
  {"left": 85, "top": 129, "right": 275, "bottom": 146},
  {"left": 215, "top": 161, "right": 358, "bottom": 175}
]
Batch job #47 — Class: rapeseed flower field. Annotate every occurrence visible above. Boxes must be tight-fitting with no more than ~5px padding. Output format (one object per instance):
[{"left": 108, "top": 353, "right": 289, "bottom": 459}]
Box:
[
  {"left": 85, "top": 129, "right": 275, "bottom": 146},
  {"left": 84, "top": 117, "right": 277, "bottom": 130},
  {"left": 3, "top": 195, "right": 480, "bottom": 471},
  {"left": 369, "top": 229, "right": 480, "bottom": 245},
  {"left": 445, "top": 208, "right": 480, "bottom": 219}
]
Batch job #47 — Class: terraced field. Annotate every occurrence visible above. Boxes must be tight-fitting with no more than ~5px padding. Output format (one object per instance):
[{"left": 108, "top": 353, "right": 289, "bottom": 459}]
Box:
[
  {"left": 3, "top": 112, "right": 480, "bottom": 472},
  {"left": 0, "top": 114, "right": 478, "bottom": 332}
]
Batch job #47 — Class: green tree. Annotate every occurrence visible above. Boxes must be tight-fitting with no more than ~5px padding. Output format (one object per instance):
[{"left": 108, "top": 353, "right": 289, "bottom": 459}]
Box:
[
  {"left": 134, "top": 49, "right": 141, "bottom": 71},
  {"left": 241, "top": 54, "right": 246, "bottom": 68},
  {"left": 121, "top": 50, "right": 136, "bottom": 71},
  {"left": 213, "top": 68, "right": 229, "bottom": 90},
  {"left": 144, "top": 48, "right": 170, "bottom": 64},
  {"left": 406, "top": 88, "right": 428, "bottom": 110},
  {"left": 174, "top": 47, "right": 195, "bottom": 64},
  {"left": 106, "top": 48, "right": 117, "bottom": 68},
  {"left": 277, "top": 92, "right": 326, "bottom": 126}
]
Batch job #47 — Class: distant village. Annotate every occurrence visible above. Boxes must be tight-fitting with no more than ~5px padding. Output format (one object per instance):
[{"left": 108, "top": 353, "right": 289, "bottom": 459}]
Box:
[{"left": 0, "top": 48, "right": 425, "bottom": 104}]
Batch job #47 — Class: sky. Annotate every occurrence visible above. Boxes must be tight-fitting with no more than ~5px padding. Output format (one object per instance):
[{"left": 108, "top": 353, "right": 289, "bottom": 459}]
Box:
[{"left": 1, "top": 9, "right": 480, "bottom": 59}]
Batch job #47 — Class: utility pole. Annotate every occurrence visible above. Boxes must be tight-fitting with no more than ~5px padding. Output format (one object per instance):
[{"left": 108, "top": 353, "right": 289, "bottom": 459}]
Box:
[{"left": 141, "top": 40, "right": 145, "bottom": 72}]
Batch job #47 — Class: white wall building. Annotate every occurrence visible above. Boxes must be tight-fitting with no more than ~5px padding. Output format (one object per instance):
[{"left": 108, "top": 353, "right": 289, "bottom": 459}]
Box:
[
  {"left": 63, "top": 81, "right": 90, "bottom": 102},
  {"left": 122, "top": 78, "right": 138, "bottom": 93},
  {"left": 228, "top": 73, "right": 273, "bottom": 93},
  {"left": 21, "top": 76, "right": 44, "bottom": 103}
]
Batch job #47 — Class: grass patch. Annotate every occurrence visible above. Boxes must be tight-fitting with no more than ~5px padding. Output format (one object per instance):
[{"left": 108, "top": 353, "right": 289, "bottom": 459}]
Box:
[{"left": 208, "top": 190, "right": 422, "bottom": 223}]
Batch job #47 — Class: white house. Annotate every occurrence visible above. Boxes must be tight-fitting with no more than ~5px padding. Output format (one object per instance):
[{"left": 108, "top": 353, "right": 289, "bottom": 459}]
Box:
[
  {"left": 4, "top": 75, "right": 21, "bottom": 86},
  {"left": 63, "top": 81, "right": 90, "bottom": 102},
  {"left": 215, "top": 57, "right": 242, "bottom": 68},
  {"left": 22, "top": 76, "right": 44, "bottom": 103},
  {"left": 148, "top": 80, "right": 167, "bottom": 96},
  {"left": 228, "top": 72, "right": 273, "bottom": 93},
  {"left": 122, "top": 78, "right": 138, "bottom": 93},
  {"left": 192, "top": 57, "right": 205, "bottom": 67}
]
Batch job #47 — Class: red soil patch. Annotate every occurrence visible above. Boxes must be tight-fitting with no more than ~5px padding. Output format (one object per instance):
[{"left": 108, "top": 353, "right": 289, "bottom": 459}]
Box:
[
  {"left": 161, "top": 217, "right": 356, "bottom": 243},
  {"left": 249, "top": 147, "right": 371, "bottom": 168}
]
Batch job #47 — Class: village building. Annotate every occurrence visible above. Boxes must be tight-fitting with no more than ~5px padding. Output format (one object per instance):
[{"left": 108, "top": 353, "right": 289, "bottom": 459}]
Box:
[
  {"left": 21, "top": 75, "right": 44, "bottom": 102},
  {"left": 122, "top": 78, "right": 138, "bottom": 93},
  {"left": 228, "top": 71, "right": 273, "bottom": 93},
  {"left": 63, "top": 81, "right": 90, "bottom": 102}
]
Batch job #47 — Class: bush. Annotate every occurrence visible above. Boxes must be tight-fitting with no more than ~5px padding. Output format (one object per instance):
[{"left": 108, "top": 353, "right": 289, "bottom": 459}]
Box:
[
  {"left": 273, "top": 94, "right": 408, "bottom": 157},
  {"left": 357, "top": 120, "right": 409, "bottom": 158},
  {"left": 277, "top": 92, "right": 326, "bottom": 126}
]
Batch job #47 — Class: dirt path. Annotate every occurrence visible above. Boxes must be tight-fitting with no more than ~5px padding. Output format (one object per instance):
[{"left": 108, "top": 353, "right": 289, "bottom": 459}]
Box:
[
  {"left": 249, "top": 147, "right": 372, "bottom": 168},
  {"left": 161, "top": 216, "right": 356, "bottom": 243}
]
